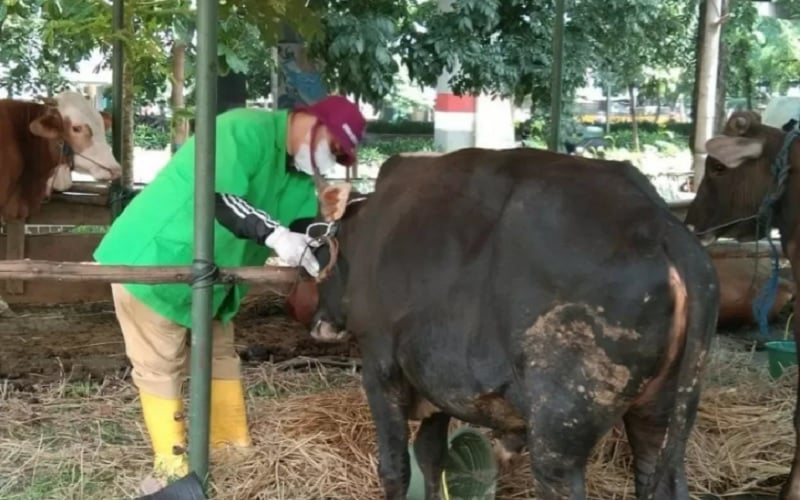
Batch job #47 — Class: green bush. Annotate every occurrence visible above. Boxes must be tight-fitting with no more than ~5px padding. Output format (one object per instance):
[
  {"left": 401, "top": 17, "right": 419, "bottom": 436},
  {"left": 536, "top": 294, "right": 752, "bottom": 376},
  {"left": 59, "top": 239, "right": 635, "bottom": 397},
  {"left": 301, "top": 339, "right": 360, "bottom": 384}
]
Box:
[
  {"left": 132, "top": 119, "right": 433, "bottom": 151},
  {"left": 516, "top": 116, "right": 691, "bottom": 153},
  {"left": 603, "top": 120, "right": 693, "bottom": 137},
  {"left": 359, "top": 137, "right": 435, "bottom": 166},
  {"left": 604, "top": 129, "right": 681, "bottom": 151},
  {"left": 134, "top": 123, "right": 170, "bottom": 150}
]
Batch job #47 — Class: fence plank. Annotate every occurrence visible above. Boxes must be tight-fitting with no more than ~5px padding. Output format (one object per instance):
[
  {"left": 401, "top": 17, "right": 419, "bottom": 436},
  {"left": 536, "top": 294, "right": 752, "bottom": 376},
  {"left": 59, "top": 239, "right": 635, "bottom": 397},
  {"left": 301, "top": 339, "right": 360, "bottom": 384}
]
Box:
[
  {"left": 0, "top": 259, "right": 299, "bottom": 288},
  {"left": 5, "top": 222, "right": 26, "bottom": 294},
  {"left": 27, "top": 199, "right": 111, "bottom": 226}
]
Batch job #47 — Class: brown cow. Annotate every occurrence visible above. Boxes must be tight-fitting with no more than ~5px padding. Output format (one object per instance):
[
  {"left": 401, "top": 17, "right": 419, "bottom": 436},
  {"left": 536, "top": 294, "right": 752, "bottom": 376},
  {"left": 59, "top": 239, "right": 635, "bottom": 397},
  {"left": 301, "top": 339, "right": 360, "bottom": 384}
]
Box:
[
  {"left": 0, "top": 90, "right": 120, "bottom": 220},
  {"left": 685, "top": 110, "right": 800, "bottom": 500},
  {"left": 713, "top": 257, "right": 794, "bottom": 328}
]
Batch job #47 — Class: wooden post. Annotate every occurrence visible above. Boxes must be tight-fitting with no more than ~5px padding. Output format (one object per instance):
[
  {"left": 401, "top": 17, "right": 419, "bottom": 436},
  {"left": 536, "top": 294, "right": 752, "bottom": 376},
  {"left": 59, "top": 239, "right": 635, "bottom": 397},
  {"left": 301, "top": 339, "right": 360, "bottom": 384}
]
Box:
[
  {"left": 692, "top": 0, "right": 724, "bottom": 190},
  {"left": 5, "top": 221, "right": 25, "bottom": 294}
]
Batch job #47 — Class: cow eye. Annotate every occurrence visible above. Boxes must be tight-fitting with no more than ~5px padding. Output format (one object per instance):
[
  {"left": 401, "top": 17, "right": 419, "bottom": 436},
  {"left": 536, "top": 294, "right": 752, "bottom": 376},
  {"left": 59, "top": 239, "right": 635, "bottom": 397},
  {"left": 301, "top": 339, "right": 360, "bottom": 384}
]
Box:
[
  {"left": 71, "top": 125, "right": 83, "bottom": 134},
  {"left": 709, "top": 161, "right": 727, "bottom": 176}
]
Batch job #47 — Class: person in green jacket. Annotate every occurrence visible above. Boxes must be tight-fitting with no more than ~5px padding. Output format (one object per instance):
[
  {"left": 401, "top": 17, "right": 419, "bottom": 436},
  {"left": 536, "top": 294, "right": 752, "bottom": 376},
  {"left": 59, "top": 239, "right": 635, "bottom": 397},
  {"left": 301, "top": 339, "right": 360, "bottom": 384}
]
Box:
[{"left": 93, "top": 95, "right": 366, "bottom": 481}]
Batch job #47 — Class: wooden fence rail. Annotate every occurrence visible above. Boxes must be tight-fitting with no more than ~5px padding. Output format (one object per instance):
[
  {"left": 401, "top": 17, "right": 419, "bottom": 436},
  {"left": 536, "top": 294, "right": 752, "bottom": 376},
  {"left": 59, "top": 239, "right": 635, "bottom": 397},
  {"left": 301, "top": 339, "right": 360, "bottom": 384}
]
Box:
[
  {"left": 0, "top": 240, "right": 785, "bottom": 289},
  {"left": 0, "top": 259, "right": 299, "bottom": 289}
]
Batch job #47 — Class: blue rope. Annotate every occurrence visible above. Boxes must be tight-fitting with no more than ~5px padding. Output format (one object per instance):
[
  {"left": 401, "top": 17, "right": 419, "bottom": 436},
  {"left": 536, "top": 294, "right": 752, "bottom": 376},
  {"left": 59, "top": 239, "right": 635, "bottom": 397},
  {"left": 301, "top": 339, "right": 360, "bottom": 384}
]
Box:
[
  {"left": 751, "top": 129, "right": 799, "bottom": 336},
  {"left": 752, "top": 237, "right": 781, "bottom": 337}
]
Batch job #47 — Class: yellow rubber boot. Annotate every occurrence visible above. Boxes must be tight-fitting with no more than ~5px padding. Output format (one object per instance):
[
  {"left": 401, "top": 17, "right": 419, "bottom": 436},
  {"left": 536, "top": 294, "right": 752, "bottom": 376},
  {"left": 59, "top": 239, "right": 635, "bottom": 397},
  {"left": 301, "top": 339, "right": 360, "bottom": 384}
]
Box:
[
  {"left": 139, "top": 391, "right": 189, "bottom": 480},
  {"left": 209, "top": 379, "right": 252, "bottom": 449}
]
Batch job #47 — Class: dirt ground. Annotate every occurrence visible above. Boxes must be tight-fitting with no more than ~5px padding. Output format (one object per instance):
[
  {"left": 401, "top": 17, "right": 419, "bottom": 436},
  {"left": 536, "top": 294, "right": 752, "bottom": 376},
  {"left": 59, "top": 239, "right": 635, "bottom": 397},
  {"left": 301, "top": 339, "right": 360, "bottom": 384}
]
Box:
[
  {"left": 0, "top": 294, "right": 360, "bottom": 390},
  {"left": 0, "top": 293, "right": 795, "bottom": 499},
  {"left": 0, "top": 290, "right": 787, "bottom": 390}
]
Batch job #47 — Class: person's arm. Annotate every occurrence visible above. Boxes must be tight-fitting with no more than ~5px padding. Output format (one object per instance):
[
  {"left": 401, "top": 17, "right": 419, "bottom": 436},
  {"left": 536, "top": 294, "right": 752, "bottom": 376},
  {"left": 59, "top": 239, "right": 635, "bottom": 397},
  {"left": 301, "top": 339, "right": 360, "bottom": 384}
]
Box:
[
  {"left": 215, "top": 192, "right": 322, "bottom": 276},
  {"left": 215, "top": 192, "right": 281, "bottom": 245}
]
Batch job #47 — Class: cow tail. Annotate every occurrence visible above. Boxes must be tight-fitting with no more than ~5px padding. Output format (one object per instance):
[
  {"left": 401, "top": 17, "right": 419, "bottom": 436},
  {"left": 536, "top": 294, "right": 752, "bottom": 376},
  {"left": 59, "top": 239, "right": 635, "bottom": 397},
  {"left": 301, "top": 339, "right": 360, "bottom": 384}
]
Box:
[{"left": 644, "top": 231, "right": 718, "bottom": 499}]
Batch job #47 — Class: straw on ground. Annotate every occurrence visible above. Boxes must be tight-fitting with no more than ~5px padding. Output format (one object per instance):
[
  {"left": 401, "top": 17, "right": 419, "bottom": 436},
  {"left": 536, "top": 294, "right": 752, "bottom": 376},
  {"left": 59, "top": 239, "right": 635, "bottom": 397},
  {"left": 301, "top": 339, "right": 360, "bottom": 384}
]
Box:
[{"left": 0, "top": 337, "right": 794, "bottom": 499}]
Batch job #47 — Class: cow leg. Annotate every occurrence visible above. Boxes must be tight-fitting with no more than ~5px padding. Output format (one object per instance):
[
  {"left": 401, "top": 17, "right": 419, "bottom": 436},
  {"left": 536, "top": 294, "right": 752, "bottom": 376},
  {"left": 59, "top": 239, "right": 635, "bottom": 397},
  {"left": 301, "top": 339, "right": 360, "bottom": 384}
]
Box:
[
  {"left": 0, "top": 294, "right": 14, "bottom": 317},
  {"left": 623, "top": 400, "right": 690, "bottom": 500},
  {"left": 524, "top": 412, "right": 594, "bottom": 499},
  {"left": 524, "top": 377, "right": 612, "bottom": 500},
  {"left": 783, "top": 403, "right": 800, "bottom": 500},
  {"left": 411, "top": 412, "right": 451, "bottom": 500},
  {"left": 362, "top": 362, "right": 412, "bottom": 500},
  {"left": 780, "top": 291, "right": 800, "bottom": 500},
  {"left": 780, "top": 256, "right": 800, "bottom": 500}
]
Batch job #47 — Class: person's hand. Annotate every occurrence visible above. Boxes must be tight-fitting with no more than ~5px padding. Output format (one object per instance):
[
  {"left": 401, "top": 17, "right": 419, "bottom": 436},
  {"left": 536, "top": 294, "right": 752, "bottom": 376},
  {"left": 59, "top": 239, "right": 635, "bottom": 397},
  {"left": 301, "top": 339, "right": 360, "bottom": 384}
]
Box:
[{"left": 265, "top": 226, "right": 321, "bottom": 277}]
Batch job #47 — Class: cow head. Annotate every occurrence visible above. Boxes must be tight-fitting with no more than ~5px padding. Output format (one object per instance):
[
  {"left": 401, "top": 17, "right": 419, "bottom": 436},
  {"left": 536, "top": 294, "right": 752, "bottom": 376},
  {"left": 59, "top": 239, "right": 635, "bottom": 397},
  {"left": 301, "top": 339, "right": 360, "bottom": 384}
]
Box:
[
  {"left": 684, "top": 110, "right": 795, "bottom": 245},
  {"left": 30, "top": 91, "right": 121, "bottom": 186},
  {"left": 287, "top": 182, "right": 369, "bottom": 343}
]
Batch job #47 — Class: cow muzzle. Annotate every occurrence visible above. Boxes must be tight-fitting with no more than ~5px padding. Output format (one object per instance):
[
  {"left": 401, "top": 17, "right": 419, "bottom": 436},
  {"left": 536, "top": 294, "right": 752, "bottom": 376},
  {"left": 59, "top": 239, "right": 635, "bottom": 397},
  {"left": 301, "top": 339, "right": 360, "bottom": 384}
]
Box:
[
  {"left": 310, "top": 319, "right": 350, "bottom": 343},
  {"left": 686, "top": 224, "right": 717, "bottom": 247},
  {"left": 74, "top": 143, "right": 122, "bottom": 181}
]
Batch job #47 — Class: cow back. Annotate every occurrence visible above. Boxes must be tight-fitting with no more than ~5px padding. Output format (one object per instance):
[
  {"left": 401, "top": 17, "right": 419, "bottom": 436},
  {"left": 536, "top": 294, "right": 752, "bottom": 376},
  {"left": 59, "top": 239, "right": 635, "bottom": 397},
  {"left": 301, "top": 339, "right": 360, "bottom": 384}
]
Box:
[
  {"left": 344, "top": 147, "right": 673, "bottom": 336},
  {"left": 0, "top": 100, "right": 60, "bottom": 219}
]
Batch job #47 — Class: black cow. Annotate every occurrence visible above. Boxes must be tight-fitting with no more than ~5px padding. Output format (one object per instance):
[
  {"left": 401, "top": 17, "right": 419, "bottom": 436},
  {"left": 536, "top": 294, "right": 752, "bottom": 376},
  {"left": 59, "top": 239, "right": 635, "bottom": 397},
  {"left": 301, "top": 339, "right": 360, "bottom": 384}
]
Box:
[{"left": 301, "top": 148, "right": 719, "bottom": 500}]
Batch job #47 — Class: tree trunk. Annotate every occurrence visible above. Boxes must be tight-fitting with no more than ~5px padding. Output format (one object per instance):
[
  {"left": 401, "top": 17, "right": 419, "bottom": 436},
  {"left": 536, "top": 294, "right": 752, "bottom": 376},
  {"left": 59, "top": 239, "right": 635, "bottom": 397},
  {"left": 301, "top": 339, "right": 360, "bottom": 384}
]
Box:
[
  {"left": 217, "top": 66, "right": 248, "bottom": 115},
  {"left": 745, "top": 67, "right": 753, "bottom": 110},
  {"left": 692, "top": 0, "right": 723, "bottom": 190},
  {"left": 121, "top": 58, "right": 135, "bottom": 189},
  {"left": 714, "top": 0, "right": 729, "bottom": 135},
  {"left": 605, "top": 79, "right": 612, "bottom": 135},
  {"left": 689, "top": 0, "right": 707, "bottom": 154},
  {"left": 170, "top": 41, "right": 188, "bottom": 153},
  {"left": 628, "top": 84, "right": 640, "bottom": 152},
  {"left": 655, "top": 82, "right": 662, "bottom": 123}
]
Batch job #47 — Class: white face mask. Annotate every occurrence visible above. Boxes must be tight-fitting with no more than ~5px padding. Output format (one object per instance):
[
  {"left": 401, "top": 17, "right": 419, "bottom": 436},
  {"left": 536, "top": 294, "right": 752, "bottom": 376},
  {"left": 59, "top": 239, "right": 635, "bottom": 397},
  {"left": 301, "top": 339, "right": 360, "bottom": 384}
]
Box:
[{"left": 294, "top": 130, "right": 338, "bottom": 177}]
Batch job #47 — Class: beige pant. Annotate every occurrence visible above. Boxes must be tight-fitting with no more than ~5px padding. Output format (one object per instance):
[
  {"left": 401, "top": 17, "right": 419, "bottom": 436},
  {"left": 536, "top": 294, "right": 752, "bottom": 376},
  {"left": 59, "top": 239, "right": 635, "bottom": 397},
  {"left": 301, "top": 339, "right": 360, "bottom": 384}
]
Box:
[{"left": 111, "top": 284, "right": 241, "bottom": 399}]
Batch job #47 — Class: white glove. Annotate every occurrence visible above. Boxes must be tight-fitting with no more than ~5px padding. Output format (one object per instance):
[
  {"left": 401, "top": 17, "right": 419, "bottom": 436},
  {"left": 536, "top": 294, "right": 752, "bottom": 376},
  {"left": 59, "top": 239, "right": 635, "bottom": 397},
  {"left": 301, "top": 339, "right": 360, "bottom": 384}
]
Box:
[{"left": 265, "top": 226, "right": 321, "bottom": 277}]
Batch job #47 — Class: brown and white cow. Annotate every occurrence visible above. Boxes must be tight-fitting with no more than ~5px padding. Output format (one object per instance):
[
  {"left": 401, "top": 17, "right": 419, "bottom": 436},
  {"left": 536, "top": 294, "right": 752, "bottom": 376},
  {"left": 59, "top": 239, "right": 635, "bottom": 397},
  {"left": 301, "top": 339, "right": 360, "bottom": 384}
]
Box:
[
  {"left": 0, "top": 90, "right": 120, "bottom": 220},
  {"left": 685, "top": 110, "right": 800, "bottom": 500}
]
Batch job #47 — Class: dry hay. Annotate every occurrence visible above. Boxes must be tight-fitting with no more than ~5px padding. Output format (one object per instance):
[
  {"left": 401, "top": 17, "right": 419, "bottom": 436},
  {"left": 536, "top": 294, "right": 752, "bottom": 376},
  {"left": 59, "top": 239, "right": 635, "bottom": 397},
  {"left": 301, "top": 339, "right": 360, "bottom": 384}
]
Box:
[
  {"left": 0, "top": 337, "right": 796, "bottom": 499},
  {"left": 239, "top": 287, "right": 289, "bottom": 315}
]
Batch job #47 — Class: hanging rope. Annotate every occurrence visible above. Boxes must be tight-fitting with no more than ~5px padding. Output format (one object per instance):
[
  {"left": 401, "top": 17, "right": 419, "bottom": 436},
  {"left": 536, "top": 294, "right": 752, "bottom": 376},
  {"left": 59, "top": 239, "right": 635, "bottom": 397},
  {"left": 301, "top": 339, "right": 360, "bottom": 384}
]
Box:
[{"left": 751, "top": 129, "right": 799, "bottom": 336}]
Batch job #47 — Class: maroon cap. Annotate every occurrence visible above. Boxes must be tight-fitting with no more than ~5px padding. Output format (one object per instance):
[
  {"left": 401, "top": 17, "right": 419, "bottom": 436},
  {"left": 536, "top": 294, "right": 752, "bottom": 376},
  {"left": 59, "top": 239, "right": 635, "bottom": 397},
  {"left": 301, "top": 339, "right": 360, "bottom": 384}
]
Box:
[{"left": 295, "top": 95, "right": 367, "bottom": 167}]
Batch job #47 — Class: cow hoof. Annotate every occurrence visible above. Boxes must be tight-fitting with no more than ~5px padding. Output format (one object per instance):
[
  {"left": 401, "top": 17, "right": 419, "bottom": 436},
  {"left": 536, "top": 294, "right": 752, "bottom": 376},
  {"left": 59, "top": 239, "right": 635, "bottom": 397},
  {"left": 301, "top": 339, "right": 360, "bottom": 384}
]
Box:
[
  {"left": 492, "top": 440, "right": 516, "bottom": 466},
  {"left": 490, "top": 430, "right": 526, "bottom": 467},
  {"left": 311, "top": 331, "right": 351, "bottom": 343},
  {"left": 0, "top": 300, "right": 15, "bottom": 318},
  {"left": 310, "top": 320, "right": 350, "bottom": 343}
]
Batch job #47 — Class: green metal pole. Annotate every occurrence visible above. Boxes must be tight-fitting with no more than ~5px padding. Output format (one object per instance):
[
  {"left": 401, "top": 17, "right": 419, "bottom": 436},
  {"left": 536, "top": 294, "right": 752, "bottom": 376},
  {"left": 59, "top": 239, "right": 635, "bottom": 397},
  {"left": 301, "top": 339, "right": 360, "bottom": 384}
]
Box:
[
  {"left": 110, "top": 0, "right": 124, "bottom": 219},
  {"left": 548, "top": 0, "right": 566, "bottom": 152},
  {"left": 188, "top": 0, "right": 218, "bottom": 487}
]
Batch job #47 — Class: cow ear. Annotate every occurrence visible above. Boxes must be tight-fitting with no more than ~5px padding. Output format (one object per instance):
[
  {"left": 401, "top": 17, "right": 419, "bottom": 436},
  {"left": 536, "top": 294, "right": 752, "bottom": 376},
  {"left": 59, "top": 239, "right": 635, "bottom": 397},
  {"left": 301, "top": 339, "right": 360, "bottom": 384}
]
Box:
[
  {"left": 705, "top": 136, "right": 764, "bottom": 169},
  {"left": 29, "top": 109, "right": 63, "bottom": 139},
  {"left": 319, "top": 182, "right": 352, "bottom": 222},
  {"left": 100, "top": 111, "right": 113, "bottom": 132}
]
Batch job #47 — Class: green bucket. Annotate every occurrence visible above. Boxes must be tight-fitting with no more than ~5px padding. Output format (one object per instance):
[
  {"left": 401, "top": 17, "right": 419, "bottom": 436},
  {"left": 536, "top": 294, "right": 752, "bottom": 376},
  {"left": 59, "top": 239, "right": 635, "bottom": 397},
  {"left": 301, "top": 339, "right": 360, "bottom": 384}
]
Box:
[
  {"left": 765, "top": 340, "right": 798, "bottom": 380},
  {"left": 407, "top": 426, "right": 498, "bottom": 500}
]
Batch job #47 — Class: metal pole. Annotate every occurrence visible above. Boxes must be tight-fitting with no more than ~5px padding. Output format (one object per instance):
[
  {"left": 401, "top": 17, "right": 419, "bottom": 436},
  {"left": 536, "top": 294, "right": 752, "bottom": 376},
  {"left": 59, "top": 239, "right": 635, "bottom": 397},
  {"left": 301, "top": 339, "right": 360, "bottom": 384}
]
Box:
[
  {"left": 548, "top": 0, "right": 566, "bottom": 152},
  {"left": 188, "top": 0, "right": 218, "bottom": 487},
  {"left": 110, "top": 0, "right": 124, "bottom": 218}
]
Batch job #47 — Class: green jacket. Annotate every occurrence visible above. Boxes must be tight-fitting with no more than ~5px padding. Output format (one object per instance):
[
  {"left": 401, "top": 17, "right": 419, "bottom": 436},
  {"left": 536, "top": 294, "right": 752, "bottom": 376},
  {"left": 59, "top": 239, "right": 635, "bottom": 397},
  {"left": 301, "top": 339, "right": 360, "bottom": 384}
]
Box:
[{"left": 93, "top": 108, "right": 319, "bottom": 327}]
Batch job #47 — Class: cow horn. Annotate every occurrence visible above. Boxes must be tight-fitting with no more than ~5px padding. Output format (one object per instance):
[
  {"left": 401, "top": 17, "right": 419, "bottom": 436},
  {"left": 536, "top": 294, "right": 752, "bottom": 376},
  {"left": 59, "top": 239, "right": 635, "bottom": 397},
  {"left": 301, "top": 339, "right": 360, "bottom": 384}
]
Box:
[
  {"left": 733, "top": 115, "right": 749, "bottom": 134},
  {"left": 37, "top": 96, "right": 58, "bottom": 107},
  {"left": 726, "top": 111, "right": 762, "bottom": 136}
]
